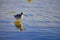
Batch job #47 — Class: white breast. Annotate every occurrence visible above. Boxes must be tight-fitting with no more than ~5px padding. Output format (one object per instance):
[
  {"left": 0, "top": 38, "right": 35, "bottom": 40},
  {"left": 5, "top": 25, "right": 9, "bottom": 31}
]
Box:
[{"left": 21, "top": 15, "right": 23, "bottom": 19}]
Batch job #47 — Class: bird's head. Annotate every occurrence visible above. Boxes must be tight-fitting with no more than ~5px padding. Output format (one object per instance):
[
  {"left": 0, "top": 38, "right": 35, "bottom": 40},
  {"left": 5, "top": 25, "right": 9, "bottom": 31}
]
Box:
[{"left": 21, "top": 12, "right": 23, "bottom": 15}]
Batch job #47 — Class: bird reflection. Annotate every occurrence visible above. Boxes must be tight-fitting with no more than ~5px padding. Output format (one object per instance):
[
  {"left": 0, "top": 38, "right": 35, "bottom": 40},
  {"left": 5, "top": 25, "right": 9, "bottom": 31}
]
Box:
[
  {"left": 14, "top": 12, "right": 24, "bottom": 31},
  {"left": 14, "top": 20, "right": 23, "bottom": 31}
]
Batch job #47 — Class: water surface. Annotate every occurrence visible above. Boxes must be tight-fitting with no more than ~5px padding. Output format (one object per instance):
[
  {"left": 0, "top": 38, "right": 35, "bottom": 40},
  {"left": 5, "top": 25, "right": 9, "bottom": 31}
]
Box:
[{"left": 0, "top": 0, "right": 60, "bottom": 40}]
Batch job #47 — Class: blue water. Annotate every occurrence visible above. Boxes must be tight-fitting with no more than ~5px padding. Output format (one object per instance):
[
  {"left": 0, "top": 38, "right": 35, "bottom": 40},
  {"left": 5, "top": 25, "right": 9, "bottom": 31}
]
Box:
[{"left": 0, "top": 0, "right": 60, "bottom": 40}]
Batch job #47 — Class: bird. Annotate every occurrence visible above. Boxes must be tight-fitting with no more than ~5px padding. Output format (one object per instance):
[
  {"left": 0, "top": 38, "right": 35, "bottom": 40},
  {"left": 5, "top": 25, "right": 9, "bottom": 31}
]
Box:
[
  {"left": 14, "top": 12, "right": 24, "bottom": 31},
  {"left": 14, "top": 12, "right": 23, "bottom": 20}
]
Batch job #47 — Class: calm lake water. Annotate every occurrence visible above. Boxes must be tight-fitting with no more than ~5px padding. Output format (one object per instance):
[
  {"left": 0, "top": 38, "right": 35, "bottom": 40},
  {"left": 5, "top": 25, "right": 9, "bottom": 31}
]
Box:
[{"left": 0, "top": 0, "right": 60, "bottom": 40}]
